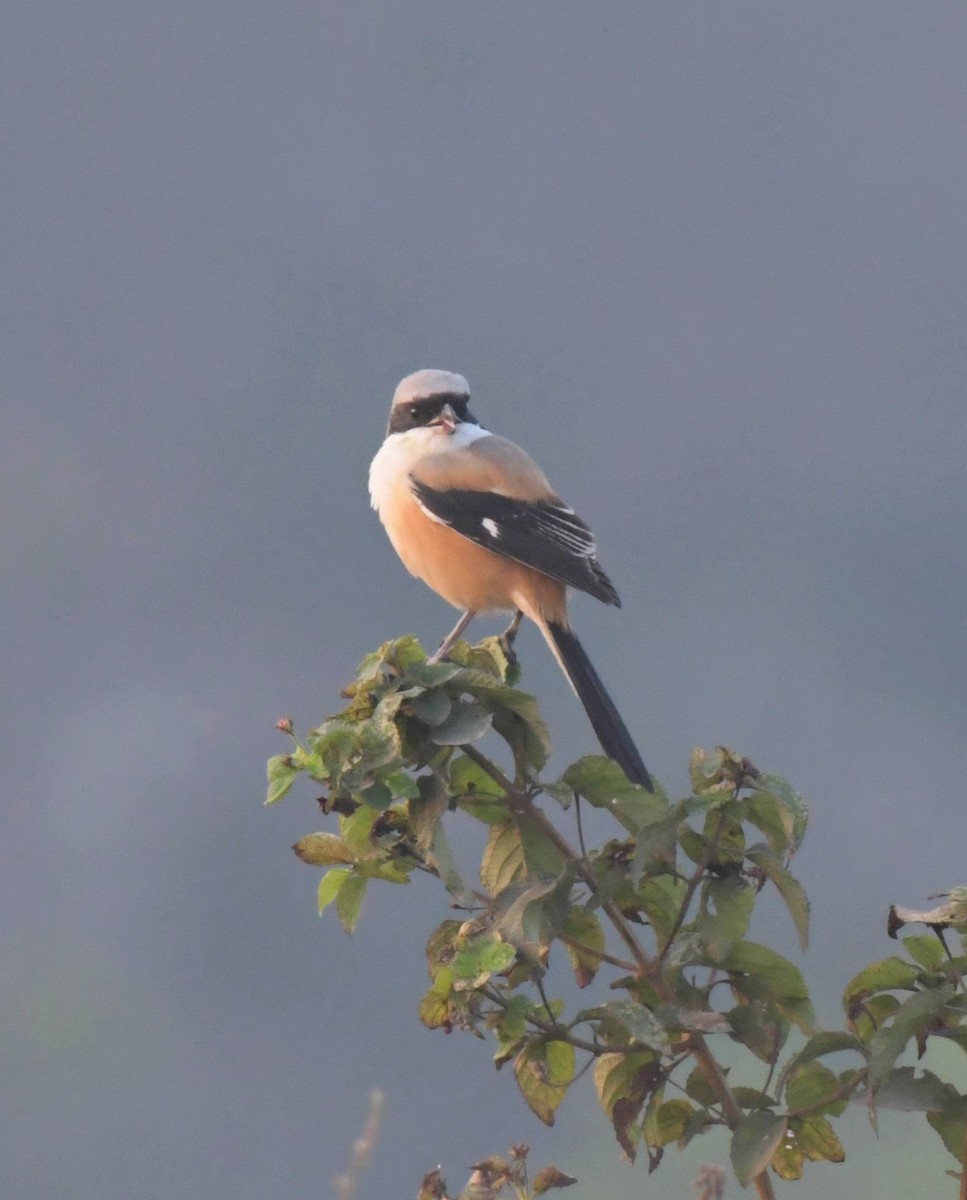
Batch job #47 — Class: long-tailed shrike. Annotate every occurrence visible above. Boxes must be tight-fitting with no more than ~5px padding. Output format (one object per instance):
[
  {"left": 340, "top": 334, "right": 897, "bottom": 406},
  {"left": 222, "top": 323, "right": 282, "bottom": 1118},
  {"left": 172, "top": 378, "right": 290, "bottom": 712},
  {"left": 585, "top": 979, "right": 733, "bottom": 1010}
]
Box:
[{"left": 369, "top": 369, "right": 652, "bottom": 791}]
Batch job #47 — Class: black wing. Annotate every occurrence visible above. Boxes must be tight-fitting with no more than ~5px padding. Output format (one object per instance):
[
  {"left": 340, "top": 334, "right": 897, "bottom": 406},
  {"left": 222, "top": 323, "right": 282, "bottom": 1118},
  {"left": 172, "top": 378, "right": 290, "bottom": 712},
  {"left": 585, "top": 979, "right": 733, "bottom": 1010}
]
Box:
[{"left": 410, "top": 479, "right": 620, "bottom": 606}]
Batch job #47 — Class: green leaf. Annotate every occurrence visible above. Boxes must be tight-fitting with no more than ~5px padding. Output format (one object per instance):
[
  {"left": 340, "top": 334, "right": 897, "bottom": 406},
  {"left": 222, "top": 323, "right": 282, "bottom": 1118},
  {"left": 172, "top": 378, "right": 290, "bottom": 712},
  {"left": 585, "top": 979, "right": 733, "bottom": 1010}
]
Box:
[
  {"left": 317, "top": 867, "right": 351, "bottom": 915},
  {"left": 631, "top": 800, "right": 695, "bottom": 874},
  {"left": 583, "top": 1001, "right": 670, "bottom": 1053},
  {"left": 850, "top": 992, "right": 902, "bottom": 1042},
  {"left": 356, "top": 779, "right": 392, "bottom": 809},
  {"left": 868, "top": 986, "right": 956, "bottom": 1086},
  {"left": 561, "top": 756, "right": 666, "bottom": 834},
  {"left": 402, "top": 659, "right": 463, "bottom": 689},
  {"left": 732, "top": 1087, "right": 777, "bottom": 1111},
  {"left": 293, "top": 832, "right": 355, "bottom": 866},
  {"left": 541, "top": 780, "right": 574, "bottom": 809},
  {"left": 643, "top": 1098, "right": 694, "bottom": 1149},
  {"left": 491, "top": 875, "right": 569, "bottom": 962},
  {"left": 429, "top": 699, "right": 493, "bottom": 745},
  {"left": 752, "top": 773, "right": 809, "bottom": 851},
  {"left": 727, "top": 1005, "right": 789, "bottom": 1063},
  {"left": 720, "top": 941, "right": 814, "bottom": 1032},
  {"left": 935, "top": 1025, "right": 967, "bottom": 1053},
  {"left": 312, "top": 707, "right": 403, "bottom": 793},
  {"left": 902, "top": 934, "right": 945, "bottom": 972},
  {"left": 427, "top": 828, "right": 471, "bottom": 904},
  {"left": 514, "top": 1039, "right": 575, "bottom": 1126},
  {"left": 306, "top": 718, "right": 358, "bottom": 777},
  {"left": 777, "top": 1030, "right": 867, "bottom": 1097},
  {"left": 342, "top": 703, "right": 405, "bottom": 791},
  {"left": 636, "top": 876, "right": 687, "bottom": 941},
  {"left": 700, "top": 876, "right": 755, "bottom": 962},
  {"left": 744, "top": 790, "right": 793, "bottom": 855},
  {"left": 660, "top": 931, "right": 706, "bottom": 971},
  {"left": 365, "top": 856, "right": 412, "bottom": 884},
  {"left": 873, "top": 1067, "right": 954, "bottom": 1112},
  {"left": 730, "top": 1111, "right": 787, "bottom": 1187},
  {"left": 382, "top": 633, "right": 429, "bottom": 672},
  {"left": 491, "top": 994, "right": 535, "bottom": 1064},
  {"left": 265, "top": 754, "right": 300, "bottom": 805},
  {"left": 927, "top": 1094, "right": 967, "bottom": 1163},
  {"left": 408, "top": 689, "right": 452, "bottom": 727},
  {"left": 658, "top": 1005, "right": 731, "bottom": 1036},
  {"left": 447, "top": 754, "right": 508, "bottom": 823},
  {"left": 684, "top": 1068, "right": 717, "bottom": 1107},
  {"left": 677, "top": 824, "right": 709, "bottom": 867},
  {"left": 785, "top": 1062, "right": 842, "bottom": 1113},
  {"left": 443, "top": 637, "right": 506, "bottom": 678},
  {"left": 745, "top": 843, "right": 810, "bottom": 951},
  {"left": 335, "top": 871, "right": 367, "bottom": 933},
  {"left": 452, "top": 933, "right": 517, "bottom": 987},
  {"left": 448, "top": 754, "right": 505, "bottom": 796},
  {"left": 519, "top": 814, "right": 568, "bottom": 878},
  {"left": 450, "top": 668, "right": 550, "bottom": 773},
  {"left": 340, "top": 804, "right": 380, "bottom": 853},
  {"left": 679, "top": 1107, "right": 715, "bottom": 1149},
  {"left": 381, "top": 769, "right": 421, "bottom": 800}
]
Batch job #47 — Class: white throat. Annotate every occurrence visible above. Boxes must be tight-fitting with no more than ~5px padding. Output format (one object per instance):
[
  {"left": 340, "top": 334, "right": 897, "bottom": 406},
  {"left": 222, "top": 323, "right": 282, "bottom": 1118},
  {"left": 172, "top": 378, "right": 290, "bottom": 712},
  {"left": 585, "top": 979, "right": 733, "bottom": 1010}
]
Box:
[{"left": 369, "top": 422, "right": 491, "bottom": 513}]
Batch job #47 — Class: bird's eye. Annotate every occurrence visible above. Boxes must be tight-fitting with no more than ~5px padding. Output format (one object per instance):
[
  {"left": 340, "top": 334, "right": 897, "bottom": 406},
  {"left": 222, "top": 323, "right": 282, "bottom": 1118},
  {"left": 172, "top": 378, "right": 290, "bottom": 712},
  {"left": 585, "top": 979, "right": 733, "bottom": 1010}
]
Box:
[{"left": 409, "top": 406, "right": 419, "bottom": 419}]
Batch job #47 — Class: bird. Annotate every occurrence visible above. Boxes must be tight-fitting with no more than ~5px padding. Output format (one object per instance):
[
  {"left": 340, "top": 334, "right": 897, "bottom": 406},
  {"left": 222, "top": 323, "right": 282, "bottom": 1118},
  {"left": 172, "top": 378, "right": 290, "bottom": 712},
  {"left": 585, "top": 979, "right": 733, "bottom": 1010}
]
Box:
[{"left": 368, "top": 368, "right": 652, "bottom": 791}]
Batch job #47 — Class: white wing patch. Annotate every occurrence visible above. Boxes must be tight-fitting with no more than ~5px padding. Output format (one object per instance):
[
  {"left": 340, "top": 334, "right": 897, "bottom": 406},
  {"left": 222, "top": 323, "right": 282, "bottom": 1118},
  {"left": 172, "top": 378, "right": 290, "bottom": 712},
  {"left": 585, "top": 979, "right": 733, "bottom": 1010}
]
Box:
[
  {"left": 540, "top": 504, "right": 597, "bottom": 558},
  {"left": 407, "top": 478, "right": 620, "bottom": 606}
]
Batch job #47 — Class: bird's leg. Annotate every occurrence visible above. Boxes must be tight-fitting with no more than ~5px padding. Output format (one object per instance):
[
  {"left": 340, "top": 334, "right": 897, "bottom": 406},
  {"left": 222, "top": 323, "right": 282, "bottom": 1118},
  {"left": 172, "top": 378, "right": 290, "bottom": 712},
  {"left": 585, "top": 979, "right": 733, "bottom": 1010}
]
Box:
[
  {"left": 427, "top": 610, "right": 476, "bottom": 664},
  {"left": 499, "top": 609, "right": 523, "bottom": 655}
]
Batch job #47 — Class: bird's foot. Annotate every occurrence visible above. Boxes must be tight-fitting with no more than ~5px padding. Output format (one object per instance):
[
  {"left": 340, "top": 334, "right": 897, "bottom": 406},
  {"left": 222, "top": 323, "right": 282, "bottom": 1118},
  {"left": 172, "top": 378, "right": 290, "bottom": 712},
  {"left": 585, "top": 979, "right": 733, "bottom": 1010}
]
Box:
[
  {"left": 427, "top": 610, "right": 476, "bottom": 665},
  {"left": 497, "top": 611, "right": 523, "bottom": 668}
]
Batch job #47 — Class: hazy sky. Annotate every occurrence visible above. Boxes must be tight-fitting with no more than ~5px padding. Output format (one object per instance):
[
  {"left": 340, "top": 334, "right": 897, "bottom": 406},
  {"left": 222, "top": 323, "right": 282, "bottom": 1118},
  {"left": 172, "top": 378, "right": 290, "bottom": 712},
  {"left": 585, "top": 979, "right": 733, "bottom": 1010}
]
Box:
[{"left": 5, "top": 3, "right": 967, "bottom": 1197}]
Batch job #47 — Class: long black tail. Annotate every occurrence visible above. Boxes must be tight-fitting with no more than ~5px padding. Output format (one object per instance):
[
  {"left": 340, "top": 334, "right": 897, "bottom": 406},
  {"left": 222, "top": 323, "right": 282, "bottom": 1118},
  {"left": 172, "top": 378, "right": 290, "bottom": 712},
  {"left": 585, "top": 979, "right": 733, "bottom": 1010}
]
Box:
[{"left": 543, "top": 620, "right": 653, "bottom": 791}]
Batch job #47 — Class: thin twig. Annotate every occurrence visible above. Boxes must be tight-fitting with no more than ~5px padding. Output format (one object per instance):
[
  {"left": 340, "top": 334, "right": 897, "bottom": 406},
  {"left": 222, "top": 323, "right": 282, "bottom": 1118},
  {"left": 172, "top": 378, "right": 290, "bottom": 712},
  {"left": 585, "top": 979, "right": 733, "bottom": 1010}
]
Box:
[
  {"left": 656, "top": 808, "right": 727, "bottom": 966},
  {"left": 556, "top": 931, "right": 637, "bottom": 973},
  {"left": 575, "top": 793, "right": 587, "bottom": 857},
  {"left": 332, "top": 1089, "right": 384, "bottom": 1200},
  {"left": 479, "top": 984, "right": 632, "bottom": 1056}
]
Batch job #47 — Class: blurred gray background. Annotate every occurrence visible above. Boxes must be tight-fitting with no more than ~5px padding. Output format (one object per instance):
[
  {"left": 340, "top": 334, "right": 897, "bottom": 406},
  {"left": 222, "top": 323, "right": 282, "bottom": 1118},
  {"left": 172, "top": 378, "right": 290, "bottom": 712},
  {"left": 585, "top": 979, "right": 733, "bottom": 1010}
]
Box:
[{"left": 4, "top": 2, "right": 967, "bottom": 1196}]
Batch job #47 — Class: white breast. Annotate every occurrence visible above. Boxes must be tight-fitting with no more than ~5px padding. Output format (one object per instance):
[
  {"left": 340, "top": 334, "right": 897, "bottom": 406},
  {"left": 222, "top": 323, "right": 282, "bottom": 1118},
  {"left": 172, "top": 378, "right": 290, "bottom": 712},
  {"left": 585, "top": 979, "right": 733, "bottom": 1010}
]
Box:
[{"left": 368, "top": 423, "right": 491, "bottom": 515}]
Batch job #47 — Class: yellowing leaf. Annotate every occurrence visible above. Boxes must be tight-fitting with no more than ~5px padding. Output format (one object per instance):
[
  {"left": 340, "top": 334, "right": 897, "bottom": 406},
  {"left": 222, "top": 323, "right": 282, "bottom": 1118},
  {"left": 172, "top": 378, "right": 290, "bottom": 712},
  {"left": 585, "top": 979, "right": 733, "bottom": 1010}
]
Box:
[
  {"left": 481, "top": 822, "right": 527, "bottom": 894},
  {"left": 513, "top": 1039, "right": 575, "bottom": 1126},
  {"left": 293, "top": 832, "right": 355, "bottom": 866},
  {"left": 561, "top": 909, "right": 606, "bottom": 988}
]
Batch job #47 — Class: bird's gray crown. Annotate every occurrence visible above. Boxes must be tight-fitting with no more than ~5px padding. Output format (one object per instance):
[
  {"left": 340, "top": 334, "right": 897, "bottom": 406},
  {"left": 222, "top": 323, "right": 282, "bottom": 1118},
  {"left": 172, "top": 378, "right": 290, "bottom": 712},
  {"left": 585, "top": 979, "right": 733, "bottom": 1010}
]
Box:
[{"left": 392, "top": 369, "right": 470, "bottom": 407}]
